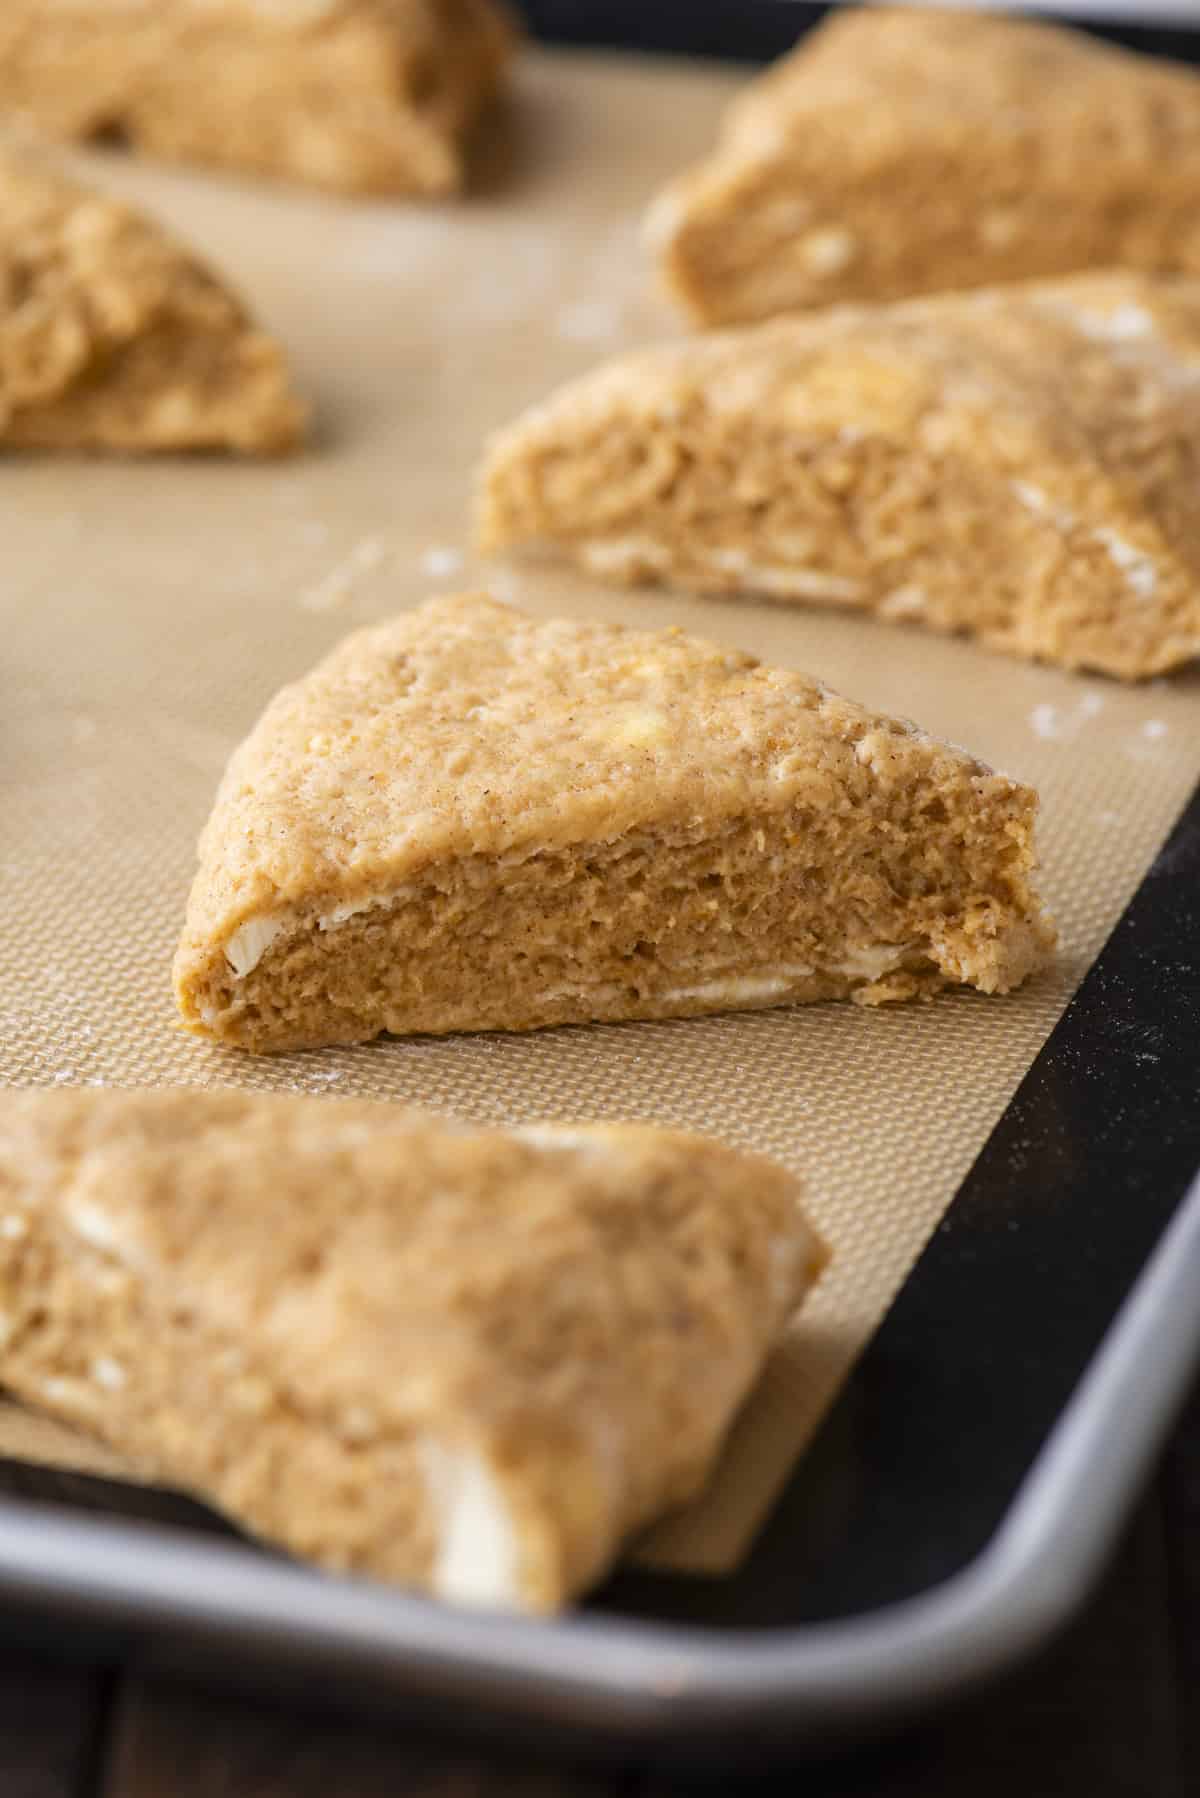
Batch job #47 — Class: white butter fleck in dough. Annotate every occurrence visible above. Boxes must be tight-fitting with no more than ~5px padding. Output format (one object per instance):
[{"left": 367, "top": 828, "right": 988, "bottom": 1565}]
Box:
[
  {"left": 878, "top": 584, "right": 928, "bottom": 620},
  {"left": 421, "top": 1440, "right": 522, "bottom": 1610},
  {"left": 227, "top": 894, "right": 398, "bottom": 974},
  {"left": 709, "top": 548, "right": 863, "bottom": 602},
  {"left": 664, "top": 946, "right": 913, "bottom": 1005},
  {"left": 1012, "top": 487, "right": 1161, "bottom": 597},
  {"left": 65, "top": 1199, "right": 125, "bottom": 1256},
  {"left": 317, "top": 896, "right": 382, "bottom": 931},
  {"left": 1093, "top": 529, "right": 1159, "bottom": 598},
  {"left": 661, "top": 967, "right": 814, "bottom": 1006},
  {"left": 1066, "top": 302, "right": 1153, "bottom": 343},
  {"left": 224, "top": 916, "right": 284, "bottom": 978},
  {"left": 1010, "top": 480, "right": 1077, "bottom": 531},
  {"left": 800, "top": 227, "right": 858, "bottom": 275},
  {"left": 580, "top": 537, "right": 672, "bottom": 577},
  {"left": 836, "top": 942, "right": 916, "bottom": 980},
  {"left": 580, "top": 538, "right": 864, "bottom": 604},
  {"left": 1011, "top": 479, "right": 1049, "bottom": 515},
  {"left": 592, "top": 706, "right": 672, "bottom": 749}
]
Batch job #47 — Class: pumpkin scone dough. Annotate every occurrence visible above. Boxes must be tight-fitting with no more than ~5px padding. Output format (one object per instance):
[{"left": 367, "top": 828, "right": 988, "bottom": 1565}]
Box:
[
  {"left": 0, "top": 148, "right": 304, "bottom": 453},
  {"left": 0, "top": 0, "right": 515, "bottom": 198},
  {"left": 647, "top": 6, "right": 1200, "bottom": 327},
  {"left": 0, "top": 1087, "right": 825, "bottom": 1613},
  {"left": 479, "top": 274, "right": 1200, "bottom": 679},
  {"left": 173, "top": 594, "right": 1053, "bottom": 1052}
]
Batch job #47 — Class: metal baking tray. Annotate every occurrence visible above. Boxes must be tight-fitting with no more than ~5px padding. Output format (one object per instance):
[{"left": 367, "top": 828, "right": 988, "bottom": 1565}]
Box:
[
  {"left": 1, "top": 8, "right": 1198, "bottom": 1766},
  {"left": 523, "top": 1, "right": 1200, "bottom": 64},
  {"left": 1, "top": 782, "right": 1196, "bottom": 1762}
]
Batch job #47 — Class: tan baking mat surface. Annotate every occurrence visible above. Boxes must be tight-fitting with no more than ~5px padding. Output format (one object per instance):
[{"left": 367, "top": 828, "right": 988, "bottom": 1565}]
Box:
[{"left": 2, "top": 48, "right": 1199, "bottom": 1576}]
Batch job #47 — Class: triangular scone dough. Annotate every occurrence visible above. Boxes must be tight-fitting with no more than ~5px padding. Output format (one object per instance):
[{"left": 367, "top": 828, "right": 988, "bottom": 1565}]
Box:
[
  {"left": 173, "top": 594, "right": 1053, "bottom": 1052},
  {"left": 478, "top": 276, "right": 1200, "bottom": 679},
  {"left": 0, "top": 0, "right": 515, "bottom": 198},
  {"left": 646, "top": 7, "right": 1200, "bottom": 327},
  {"left": 0, "top": 150, "right": 305, "bottom": 453},
  {"left": 0, "top": 1088, "right": 824, "bottom": 1612}
]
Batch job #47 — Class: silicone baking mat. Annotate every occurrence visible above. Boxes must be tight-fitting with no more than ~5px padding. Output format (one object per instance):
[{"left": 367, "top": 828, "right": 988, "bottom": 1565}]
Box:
[{"left": 2, "top": 48, "right": 1198, "bottom": 1576}]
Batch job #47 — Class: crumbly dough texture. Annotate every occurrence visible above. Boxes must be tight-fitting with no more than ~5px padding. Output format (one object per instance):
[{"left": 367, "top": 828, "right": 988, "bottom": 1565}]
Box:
[
  {"left": 0, "top": 146, "right": 304, "bottom": 452},
  {"left": 0, "top": 1087, "right": 823, "bottom": 1612},
  {"left": 479, "top": 274, "right": 1200, "bottom": 679},
  {"left": 173, "top": 593, "right": 1053, "bottom": 1052},
  {"left": 647, "top": 7, "right": 1200, "bottom": 327},
  {"left": 0, "top": 1, "right": 515, "bottom": 198}
]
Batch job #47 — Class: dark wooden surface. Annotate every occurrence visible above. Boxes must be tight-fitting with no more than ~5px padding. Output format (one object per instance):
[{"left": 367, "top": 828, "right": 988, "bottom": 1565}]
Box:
[{"left": 0, "top": 1376, "right": 1193, "bottom": 1798}]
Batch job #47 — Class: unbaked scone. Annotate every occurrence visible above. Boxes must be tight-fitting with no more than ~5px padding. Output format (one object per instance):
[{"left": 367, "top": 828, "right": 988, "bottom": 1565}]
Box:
[
  {"left": 478, "top": 274, "right": 1200, "bottom": 679},
  {"left": 0, "top": 1087, "right": 824, "bottom": 1612},
  {"left": 647, "top": 7, "right": 1200, "bottom": 326},
  {"left": 173, "top": 593, "right": 1053, "bottom": 1052},
  {"left": 0, "top": 148, "right": 304, "bottom": 452},
  {"left": 0, "top": 0, "right": 515, "bottom": 198}
]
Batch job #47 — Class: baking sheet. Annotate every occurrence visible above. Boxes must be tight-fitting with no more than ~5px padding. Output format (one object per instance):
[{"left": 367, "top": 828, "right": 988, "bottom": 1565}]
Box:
[
  {"left": 884, "top": 1, "right": 1200, "bottom": 19},
  {"left": 2, "top": 47, "right": 1199, "bottom": 1576}
]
